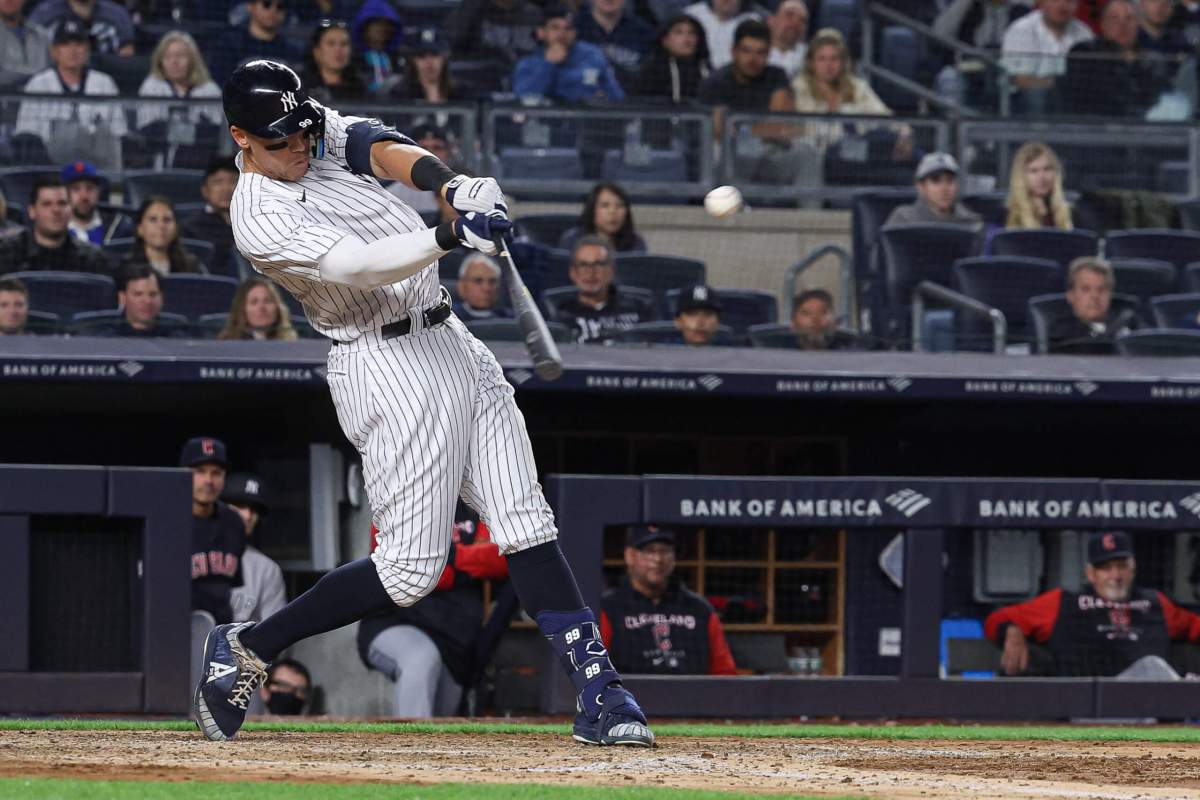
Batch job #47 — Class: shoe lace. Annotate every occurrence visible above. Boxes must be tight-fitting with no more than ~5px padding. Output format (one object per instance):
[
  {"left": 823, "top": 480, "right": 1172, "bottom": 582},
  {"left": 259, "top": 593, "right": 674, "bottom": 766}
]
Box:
[{"left": 227, "top": 635, "right": 268, "bottom": 710}]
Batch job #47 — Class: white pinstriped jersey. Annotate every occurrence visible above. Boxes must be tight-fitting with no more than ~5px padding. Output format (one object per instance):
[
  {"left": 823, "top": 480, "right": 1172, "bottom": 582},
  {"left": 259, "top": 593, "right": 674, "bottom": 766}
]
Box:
[{"left": 230, "top": 105, "right": 439, "bottom": 343}]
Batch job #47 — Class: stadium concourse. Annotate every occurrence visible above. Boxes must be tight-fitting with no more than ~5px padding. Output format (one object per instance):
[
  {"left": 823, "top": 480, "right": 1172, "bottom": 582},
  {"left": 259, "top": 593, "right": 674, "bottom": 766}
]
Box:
[{"left": 9, "top": 0, "right": 1200, "bottom": 798}]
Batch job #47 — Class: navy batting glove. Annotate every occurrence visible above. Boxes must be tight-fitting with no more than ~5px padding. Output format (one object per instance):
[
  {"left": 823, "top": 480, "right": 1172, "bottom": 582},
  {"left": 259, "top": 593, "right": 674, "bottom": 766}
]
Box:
[{"left": 454, "top": 211, "right": 512, "bottom": 255}]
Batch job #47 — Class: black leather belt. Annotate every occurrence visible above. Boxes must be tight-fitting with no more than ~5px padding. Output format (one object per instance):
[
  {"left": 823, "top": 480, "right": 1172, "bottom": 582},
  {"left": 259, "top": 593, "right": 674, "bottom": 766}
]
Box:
[{"left": 337, "top": 290, "right": 452, "bottom": 345}]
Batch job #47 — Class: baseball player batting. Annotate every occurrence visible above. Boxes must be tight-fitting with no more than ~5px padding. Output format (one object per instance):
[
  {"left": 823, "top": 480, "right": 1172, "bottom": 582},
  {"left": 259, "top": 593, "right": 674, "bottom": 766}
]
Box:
[{"left": 192, "top": 60, "right": 653, "bottom": 748}]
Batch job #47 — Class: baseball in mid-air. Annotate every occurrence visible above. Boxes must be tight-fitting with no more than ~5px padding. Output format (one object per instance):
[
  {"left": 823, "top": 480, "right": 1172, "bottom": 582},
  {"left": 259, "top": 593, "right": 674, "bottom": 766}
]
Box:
[{"left": 704, "top": 185, "right": 744, "bottom": 218}]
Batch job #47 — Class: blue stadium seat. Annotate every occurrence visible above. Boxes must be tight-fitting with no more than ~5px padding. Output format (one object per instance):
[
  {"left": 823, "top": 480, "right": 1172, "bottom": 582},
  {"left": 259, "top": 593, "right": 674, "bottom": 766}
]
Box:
[
  {"left": 874, "top": 26, "right": 919, "bottom": 114},
  {"left": 104, "top": 237, "right": 216, "bottom": 273},
  {"left": 961, "top": 192, "right": 1009, "bottom": 227},
  {"left": 540, "top": 284, "right": 656, "bottom": 321},
  {"left": 1176, "top": 198, "right": 1200, "bottom": 232},
  {"left": 23, "top": 310, "right": 62, "bottom": 335},
  {"left": 1104, "top": 229, "right": 1200, "bottom": 273},
  {"left": 515, "top": 214, "right": 579, "bottom": 248},
  {"left": 747, "top": 322, "right": 799, "bottom": 349},
  {"left": 122, "top": 169, "right": 206, "bottom": 208},
  {"left": 1116, "top": 328, "right": 1200, "bottom": 356},
  {"left": 70, "top": 308, "right": 189, "bottom": 336},
  {"left": 159, "top": 273, "right": 240, "bottom": 320},
  {"left": 850, "top": 188, "right": 916, "bottom": 330},
  {"left": 0, "top": 165, "right": 66, "bottom": 206},
  {"left": 665, "top": 287, "right": 777, "bottom": 334},
  {"left": 464, "top": 318, "right": 575, "bottom": 343},
  {"left": 1109, "top": 258, "right": 1177, "bottom": 304},
  {"left": 614, "top": 253, "right": 705, "bottom": 299},
  {"left": 9, "top": 270, "right": 115, "bottom": 318},
  {"left": 878, "top": 224, "right": 982, "bottom": 340},
  {"left": 601, "top": 149, "right": 688, "bottom": 184},
  {"left": 1184, "top": 262, "right": 1200, "bottom": 292},
  {"left": 952, "top": 256, "right": 1064, "bottom": 349},
  {"left": 438, "top": 248, "right": 469, "bottom": 280},
  {"left": 1150, "top": 293, "right": 1200, "bottom": 329},
  {"left": 815, "top": 0, "right": 860, "bottom": 49},
  {"left": 195, "top": 312, "right": 229, "bottom": 338},
  {"left": 988, "top": 229, "right": 1098, "bottom": 267},
  {"left": 1027, "top": 292, "right": 1142, "bottom": 354},
  {"left": 609, "top": 320, "right": 736, "bottom": 346},
  {"left": 497, "top": 148, "right": 583, "bottom": 181},
  {"left": 448, "top": 58, "right": 510, "bottom": 98}
]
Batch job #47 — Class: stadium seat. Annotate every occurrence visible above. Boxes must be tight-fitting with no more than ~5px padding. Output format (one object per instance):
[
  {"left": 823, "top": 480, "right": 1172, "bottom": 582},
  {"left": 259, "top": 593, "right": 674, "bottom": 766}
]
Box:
[
  {"left": 874, "top": 26, "right": 920, "bottom": 114},
  {"left": 540, "top": 284, "right": 656, "bottom": 321},
  {"left": 23, "top": 310, "right": 62, "bottom": 335},
  {"left": 601, "top": 148, "right": 688, "bottom": 184},
  {"left": 747, "top": 322, "right": 799, "bottom": 349},
  {"left": 1176, "top": 198, "right": 1200, "bottom": 232},
  {"left": 5, "top": 200, "right": 25, "bottom": 225},
  {"left": 1116, "top": 328, "right": 1200, "bottom": 356},
  {"left": 496, "top": 148, "right": 583, "bottom": 181},
  {"left": 1027, "top": 292, "right": 1142, "bottom": 354},
  {"left": 951, "top": 256, "right": 1064, "bottom": 349},
  {"left": 92, "top": 53, "right": 152, "bottom": 96},
  {"left": 961, "top": 192, "right": 1009, "bottom": 227},
  {"left": 195, "top": 312, "right": 229, "bottom": 338},
  {"left": 464, "top": 318, "right": 575, "bottom": 344},
  {"left": 438, "top": 248, "right": 469, "bottom": 280},
  {"left": 70, "top": 308, "right": 189, "bottom": 336},
  {"left": 104, "top": 238, "right": 216, "bottom": 273},
  {"left": 0, "top": 165, "right": 65, "bottom": 205},
  {"left": 159, "top": 273, "right": 239, "bottom": 320},
  {"left": 815, "top": 0, "right": 860, "bottom": 49},
  {"left": 515, "top": 214, "right": 578, "bottom": 248},
  {"left": 9, "top": 270, "right": 116, "bottom": 318},
  {"left": 121, "top": 169, "right": 206, "bottom": 208},
  {"left": 1150, "top": 293, "right": 1200, "bottom": 329},
  {"left": 614, "top": 253, "right": 706, "bottom": 298},
  {"left": 609, "top": 320, "right": 736, "bottom": 346},
  {"left": 664, "top": 287, "right": 777, "bottom": 334},
  {"left": 1109, "top": 258, "right": 1177, "bottom": 304},
  {"left": 878, "top": 224, "right": 982, "bottom": 340},
  {"left": 1103, "top": 229, "right": 1200, "bottom": 272},
  {"left": 448, "top": 58, "right": 510, "bottom": 98},
  {"left": 850, "top": 188, "right": 916, "bottom": 329},
  {"left": 988, "top": 229, "right": 1099, "bottom": 267}
]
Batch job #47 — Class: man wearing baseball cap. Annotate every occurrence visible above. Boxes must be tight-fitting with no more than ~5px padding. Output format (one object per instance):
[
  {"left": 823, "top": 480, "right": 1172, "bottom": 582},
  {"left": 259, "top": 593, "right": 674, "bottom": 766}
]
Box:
[
  {"left": 181, "top": 437, "right": 246, "bottom": 627},
  {"left": 672, "top": 283, "right": 724, "bottom": 347},
  {"left": 883, "top": 151, "right": 982, "bottom": 230},
  {"left": 985, "top": 530, "right": 1200, "bottom": 678},
  {"left": 598, "top": 526, "right": 737, "bottom": 675},
  {"left": 223, "top": 473, "right": 287, "bottom": 624},
  {"left": 62, "top": 160, "right": 130, "bottom": 246}
]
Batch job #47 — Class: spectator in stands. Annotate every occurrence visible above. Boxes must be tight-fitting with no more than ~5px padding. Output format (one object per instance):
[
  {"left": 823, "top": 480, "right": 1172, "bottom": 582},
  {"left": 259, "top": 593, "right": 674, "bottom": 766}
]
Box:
[
  {"left": 358, "top": 506, "right": 509, "bottom": 717},
  {"left": 1064, "top": 0, "right": 1170, "bottom": 117},
  {"left": 672, "top": 283, "right": 722, "bottom": 346},
  {"left": 180, "top": 436, "right": 245, "bottom": 626},
  {"left": 935, "top": 0, "right": 1032, "bottom": 50},
  {"left": 1170, "top": 0, "right": 1200, "bottom": 47},
  {"left": 699, "top": 18, "right": 789, "bottom": 111},
  {"left": 15, "top": 21, "right": 127, "bottom": 154},
  {"left": 683, "top": 0, "right": 763, "bottom": 70},
  {"left": 445, "top": 0, "right": 543, "bottom": 69},
  {"left": 1047, "top": 256, "right": 1137, "bottom": 354},
  {"left": 62, "top": 160, "right": 129, "bottom": 246},
  {"left": 0, "top": 190, "right": 20, "bottom": 239},
  {"left": 985, "top": 530, "right": 1200, "bottom": 677},
  {"left": 559, "top": 182, "right": 647, "bottom": 253},
  {"left": 29, "top": 0, "right": 134, "bottom": 56},
  {"left": 394, "top": 28, "right": 461, "bottom": 103},
  {"left": 453, "top": 254, "right": 510, "bottom": 321},
  {"left": 0, "top": 177, "right": 112, "bottom": 275},
  {"left": 1139, "top": 0, "right": 1190, "bottom": 57},
  {"left": 514, "top": 6, "right": 626, "bottom": 103},
  {"left": 0, "top": 278, "right": 30, "bottom": 335},
  {"left": 300, "top": 19, "right": 366, "bottom": 104},
  {"left": 767, "top": 0, "right": 807, "bottom": 78},
  {"left": 222, "top": 472, "right": 287, "bottom": 624},
  {"left": 633, "top": 13, "right": 710, "bottom": 102},
  {"left": 385, "top": 124, "right": 459, "bottom": 222},
  {"left": 547, "top": 235, "right": 654, "bottom": 342},
  {"left": 1005, "top": 141, "right": 1073, "bottom": 229},
  {"left": 218, "top": 276, "right": 298, "bottom": 340},
  {"left": 353, "top": 0, "right": 404, "bottom": 95},
  {"left": 600, "top": 525, "right": 737, "bottom": 675},
  {"left": 181, "top": 158, "right": 237, "bottom": 275},
  {"left": 884, "top": 152, "right": 983, "bottom": 229},
  {"left": 791, "top": 28, "right": 911, "bottom": 159},
  {"left": 790, "top": 288, "right": 861, "bottom": 350},
  {"left": 575, "top": 0, "right": 656, "bottom": 88},
  {"left": 208, "top": 0, "right": 303, "bottom": 84},
  {"left": 1001, "top": 0, "right": 1095, "bottom": 114},
  {"left": 0, "top": 0, "right": 52, "bottom": 88},
  {"left": 258, "top": 658, "right": 312, "bottom": 715},
  {"left": 136, "top": 31, "right": 222, "bottom": 130},
  {"left": 115, "top": 264, "right": 180, "bottom": 337},
  {"left": 121, "top": 197, "right": 203, "bottom": 275}
]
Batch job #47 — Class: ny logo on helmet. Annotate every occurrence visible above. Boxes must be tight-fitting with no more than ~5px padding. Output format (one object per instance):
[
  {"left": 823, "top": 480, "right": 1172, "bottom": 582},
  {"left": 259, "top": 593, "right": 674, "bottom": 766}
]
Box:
[{"left": 280, "top": 91, "right": 298, "bottom": 112}]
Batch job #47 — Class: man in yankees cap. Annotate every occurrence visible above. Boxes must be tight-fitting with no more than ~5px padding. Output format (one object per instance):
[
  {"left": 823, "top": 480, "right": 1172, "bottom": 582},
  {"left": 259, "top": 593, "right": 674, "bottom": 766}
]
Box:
[
  {"left": 222, "top": 473, "right": 286, "bottom": 625},
  {"left": 193, "top": 60, "right": 654, "bottom": 747}
]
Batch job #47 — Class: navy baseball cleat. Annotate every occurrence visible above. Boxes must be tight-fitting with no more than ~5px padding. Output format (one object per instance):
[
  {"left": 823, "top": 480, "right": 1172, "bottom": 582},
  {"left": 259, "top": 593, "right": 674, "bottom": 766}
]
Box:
[
  {"left": 572, "top": 683, "right": 655, "bottom": 747},
  {"left": 192, "top": 622, "right": 268, "bottom": 741}
]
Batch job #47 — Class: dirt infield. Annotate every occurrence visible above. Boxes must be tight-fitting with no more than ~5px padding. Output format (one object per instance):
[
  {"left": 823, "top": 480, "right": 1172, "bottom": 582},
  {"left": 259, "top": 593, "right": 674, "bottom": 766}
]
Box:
[{"left": 2, "top": 728, "right": 1200, "bottom": 799}]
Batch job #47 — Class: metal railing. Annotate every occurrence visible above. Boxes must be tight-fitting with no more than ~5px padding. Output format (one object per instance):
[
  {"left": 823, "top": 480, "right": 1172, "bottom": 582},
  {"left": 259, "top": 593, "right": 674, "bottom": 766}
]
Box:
[{"left": 911, "top": 280, "right": 1007, "bottom": 354}]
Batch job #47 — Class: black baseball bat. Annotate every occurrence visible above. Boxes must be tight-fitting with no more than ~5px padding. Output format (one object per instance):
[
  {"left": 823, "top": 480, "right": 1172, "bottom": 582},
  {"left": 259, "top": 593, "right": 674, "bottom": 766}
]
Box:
[{"left": 492, "top": 233, "right": 564, "bottom": 381}]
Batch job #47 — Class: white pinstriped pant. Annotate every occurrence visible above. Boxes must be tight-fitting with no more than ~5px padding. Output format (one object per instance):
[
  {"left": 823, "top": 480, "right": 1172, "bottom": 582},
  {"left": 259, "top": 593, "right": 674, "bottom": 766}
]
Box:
[{"left": 326, "top": 314, "right": 558, "bottom": 606}]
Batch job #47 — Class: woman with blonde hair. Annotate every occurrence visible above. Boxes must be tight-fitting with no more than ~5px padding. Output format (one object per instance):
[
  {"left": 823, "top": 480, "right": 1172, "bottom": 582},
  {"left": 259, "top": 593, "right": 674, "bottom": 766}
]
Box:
[
  {"left": 136, "top": 31, "right": 222, "bottom": 129},
  {"left": 219, "top": 277, "right": 298, "bottom": 341},
  {"left": 1005, "top": 142, "right": 1073, "bottom": 230},
  {"left": 792, "top": 28, "right": 911, "bottom": 157}
]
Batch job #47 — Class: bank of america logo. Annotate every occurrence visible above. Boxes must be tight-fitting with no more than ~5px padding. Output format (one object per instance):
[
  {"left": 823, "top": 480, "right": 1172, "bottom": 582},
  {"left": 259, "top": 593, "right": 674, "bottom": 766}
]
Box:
[
  {"left": 508, "top": 369, "right": 533, "bottom": 385},
  {"left": 698, "top": 374, "right": 723, "bottom": 392},
  {"left": 1181, "top": 492, "right": 1200, "bottom": 519},
  {"left": 1074, "top": 381, "right": 1098, "bottom": 396},
  {"left": 885, "top": 488, "right": 932, "bottom": 518},
  {"left": 888, "top": 376, "right": 912, "bottom": 393},
  {"left": 117, "top": 360, "right": 143, "bottom": 378}
]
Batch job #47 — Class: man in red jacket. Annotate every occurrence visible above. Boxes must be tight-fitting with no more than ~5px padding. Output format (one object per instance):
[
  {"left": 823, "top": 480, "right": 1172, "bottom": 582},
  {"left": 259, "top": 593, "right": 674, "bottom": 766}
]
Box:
[
  {"left": 985, "top": 530, "right": 1200, "bottom": 677},
  {"left": 600, "top": 526, "right": 736, "bottom": 675}
]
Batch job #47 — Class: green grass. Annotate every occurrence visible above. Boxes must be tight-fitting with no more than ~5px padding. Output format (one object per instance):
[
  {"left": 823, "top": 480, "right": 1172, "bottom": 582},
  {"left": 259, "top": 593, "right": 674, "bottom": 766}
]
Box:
[
  {"left": 2, "top": 717, "right": 1199, "bottom": 743},
  {"left": 0, "top": 780, "right": 856, "bottom": 800}
]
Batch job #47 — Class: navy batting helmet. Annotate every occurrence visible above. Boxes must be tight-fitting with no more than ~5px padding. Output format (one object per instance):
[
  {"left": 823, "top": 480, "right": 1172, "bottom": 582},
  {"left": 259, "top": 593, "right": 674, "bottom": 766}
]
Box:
[{"left": 223, "top": 60, "right": 325, "bottom": 145}]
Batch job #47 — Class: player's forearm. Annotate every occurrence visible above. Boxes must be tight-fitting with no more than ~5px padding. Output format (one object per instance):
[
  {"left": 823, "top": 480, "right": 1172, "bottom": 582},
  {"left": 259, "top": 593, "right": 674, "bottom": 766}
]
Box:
[
  {"left": 318, "top": 226, "right": 457, "bottom": 290},
  {"left": 369, "top": 141, "right": 441, "bottom": 188}
]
